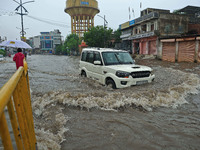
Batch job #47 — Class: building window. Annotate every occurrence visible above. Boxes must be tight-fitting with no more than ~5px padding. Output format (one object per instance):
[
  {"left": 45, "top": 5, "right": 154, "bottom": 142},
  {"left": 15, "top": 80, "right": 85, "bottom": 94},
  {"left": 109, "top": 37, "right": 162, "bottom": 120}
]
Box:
[
  {"left": 141, "top": 24, "right": 147, "bottom": 33},
  {"left": 135, "top": 28, "right": 138, "bottom": 34},
  {"left": 151, "top": 24, "right": 154, "bottom": 31}
]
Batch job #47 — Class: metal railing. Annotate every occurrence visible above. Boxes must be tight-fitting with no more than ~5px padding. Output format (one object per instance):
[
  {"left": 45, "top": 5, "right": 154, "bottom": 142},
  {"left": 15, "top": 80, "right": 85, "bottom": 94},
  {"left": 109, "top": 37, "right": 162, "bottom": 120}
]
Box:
[
  {"left": 0, "top": 61, "right": 37, "bottom": 150},
  {"left": 135, "top": 12, "right": 159, "bottom": 24}
]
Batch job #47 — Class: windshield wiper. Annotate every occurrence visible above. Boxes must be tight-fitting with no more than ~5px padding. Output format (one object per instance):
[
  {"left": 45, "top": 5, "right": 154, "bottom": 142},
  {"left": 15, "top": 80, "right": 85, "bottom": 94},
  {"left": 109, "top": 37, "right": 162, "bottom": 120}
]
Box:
[{"left": 114, "top": 54, "right": 122, "bottom": 64}]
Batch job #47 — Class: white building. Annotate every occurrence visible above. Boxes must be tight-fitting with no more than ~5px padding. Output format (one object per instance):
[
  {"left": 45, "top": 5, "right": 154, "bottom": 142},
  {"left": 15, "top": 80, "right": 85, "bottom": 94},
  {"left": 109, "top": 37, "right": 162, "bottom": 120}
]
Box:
[
  {"left": 28, "top": 29, "right": 62, "bottom": 53},
  {"left": 33, "top": 36, "right": 40, "bottom": 49}
]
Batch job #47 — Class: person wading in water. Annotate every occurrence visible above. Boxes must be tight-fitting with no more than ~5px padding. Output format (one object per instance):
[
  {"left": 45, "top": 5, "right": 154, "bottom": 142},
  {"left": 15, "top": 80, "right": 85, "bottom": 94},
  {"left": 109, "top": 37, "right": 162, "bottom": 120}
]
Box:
[{"left": 13, "top": 48, "right": 25, "bottom": 69}]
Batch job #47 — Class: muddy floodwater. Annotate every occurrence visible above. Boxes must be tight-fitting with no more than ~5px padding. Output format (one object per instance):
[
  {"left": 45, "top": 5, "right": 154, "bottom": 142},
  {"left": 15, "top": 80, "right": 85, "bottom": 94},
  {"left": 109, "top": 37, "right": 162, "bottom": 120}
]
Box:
[{"left": 0, "top": 55, "right": 200, "bottom": 150}]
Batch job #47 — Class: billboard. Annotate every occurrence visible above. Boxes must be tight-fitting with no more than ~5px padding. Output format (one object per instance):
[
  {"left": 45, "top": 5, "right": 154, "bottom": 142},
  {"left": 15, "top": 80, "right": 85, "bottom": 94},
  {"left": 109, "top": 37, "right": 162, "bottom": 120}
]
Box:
[
  {"left": 121, "top": 21, "right": 129, "bottom": 30},
  {"left": 119, "top": 25, "right": 121, "bottom": 30},
  {"left": 45, "top": 40, "right": 52, "bottom": 49},
  {"left": 129, "top": 19, "right": 135, "bottom": 26},
  {"left": 81, "top": 1, "right": 89, "bottom": 5}
]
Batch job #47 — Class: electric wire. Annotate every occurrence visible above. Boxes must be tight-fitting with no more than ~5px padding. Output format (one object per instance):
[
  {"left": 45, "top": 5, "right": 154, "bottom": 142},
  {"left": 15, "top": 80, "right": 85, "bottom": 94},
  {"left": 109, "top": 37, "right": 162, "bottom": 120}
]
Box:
[
  {"left": 0, "top": 9, "right": 16, "bottom": 16},
  {"left": 26, "top": 15, "right": 70, "bottom": 28},
  {"left": 0, "top": 9, "right": 70, "bottom": 28}
]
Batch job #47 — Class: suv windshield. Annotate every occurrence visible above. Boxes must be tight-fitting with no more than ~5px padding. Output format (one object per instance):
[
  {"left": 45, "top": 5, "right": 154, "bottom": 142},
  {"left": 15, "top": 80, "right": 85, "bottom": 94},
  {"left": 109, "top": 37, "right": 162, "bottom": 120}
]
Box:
[{"left": 102, "top": 51, "right": 134, "bottom": 66}]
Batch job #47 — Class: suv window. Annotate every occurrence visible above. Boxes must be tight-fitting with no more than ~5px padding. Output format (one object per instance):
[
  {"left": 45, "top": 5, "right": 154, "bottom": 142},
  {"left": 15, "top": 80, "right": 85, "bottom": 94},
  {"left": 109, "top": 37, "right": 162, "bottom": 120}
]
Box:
[
  {"left": 94, "top": 52, "right": 101, "bottom": 61},
  {"left": 86, "top": 52, "right": 94, "bottom": 63},
  {"left": 81, "top": 51, "right": 87, "bottom": 61}
]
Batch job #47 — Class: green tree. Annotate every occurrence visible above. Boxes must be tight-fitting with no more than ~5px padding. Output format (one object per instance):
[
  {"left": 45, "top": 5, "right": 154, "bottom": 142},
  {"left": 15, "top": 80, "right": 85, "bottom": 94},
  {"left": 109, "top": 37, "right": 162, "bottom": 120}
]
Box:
[
  {"left": 55, "top": 44, "right": 63, "bottom": 55},
  {"left": 63, "top": 34, "right": 80, "bottom": 55},
  {"left": 113, "top": 29, "right": 121, "bottom": 43},
  {"left": 0, "top": 49, "right": 6, "bottom": 56},
  {"left": 84, "top": 26, "right": 113, "bottom": 48},
  {"left": 62, "top": 40, "right": 69, "bottom": 55}
]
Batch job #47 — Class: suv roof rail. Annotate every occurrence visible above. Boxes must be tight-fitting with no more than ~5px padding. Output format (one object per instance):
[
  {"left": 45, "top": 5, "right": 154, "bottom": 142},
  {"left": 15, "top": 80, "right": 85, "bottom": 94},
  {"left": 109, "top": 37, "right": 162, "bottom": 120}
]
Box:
[{"left": 85, "top": 47, "right": 101, "bottom": 50}]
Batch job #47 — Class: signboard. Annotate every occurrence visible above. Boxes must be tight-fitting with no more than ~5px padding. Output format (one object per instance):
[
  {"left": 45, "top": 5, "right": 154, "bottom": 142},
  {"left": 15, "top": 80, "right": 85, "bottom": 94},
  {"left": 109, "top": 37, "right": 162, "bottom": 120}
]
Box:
[
  {"left": 41, "top": 32, "right": 49, "bottom": 34},
  {"left": 119, "top": 25, "right": 121, "bottom": 30},
  {"left": 40, "top": 36, "right": 51, "bottom": 40},
  {"left": 130, "top": 31, "right": 155, "bottom": 40},
  {"left": 45, "top": 36, "right": 51, "bottom": 39},
  {"left": 45, "top": 40, "right": 52, "bottom": 49},
  {"left": 121, "top": 21, "right": 129, "bottom": 30},
  {"left": 21, "top": 36, "right": 26, "bottom": 42},
  {"left": 129, "top": 20, "right": 135, "bottom": 26},
  {"left": 81, "top": 1, "right": 89, "bottom": 5}
]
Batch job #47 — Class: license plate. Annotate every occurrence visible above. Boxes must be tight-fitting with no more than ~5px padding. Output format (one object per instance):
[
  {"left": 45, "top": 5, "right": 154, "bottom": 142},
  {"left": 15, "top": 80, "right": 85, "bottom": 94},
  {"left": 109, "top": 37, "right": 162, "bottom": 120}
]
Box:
[{"left": 136, "top": 80, "right": 148, "bottom": 85}]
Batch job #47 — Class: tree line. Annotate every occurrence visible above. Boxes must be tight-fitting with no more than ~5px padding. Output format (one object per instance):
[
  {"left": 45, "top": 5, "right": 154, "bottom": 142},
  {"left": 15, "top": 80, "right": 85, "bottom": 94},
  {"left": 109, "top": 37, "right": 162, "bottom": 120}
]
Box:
[{"left": 55, "top": 26, "right": 121, "bottom": 55}]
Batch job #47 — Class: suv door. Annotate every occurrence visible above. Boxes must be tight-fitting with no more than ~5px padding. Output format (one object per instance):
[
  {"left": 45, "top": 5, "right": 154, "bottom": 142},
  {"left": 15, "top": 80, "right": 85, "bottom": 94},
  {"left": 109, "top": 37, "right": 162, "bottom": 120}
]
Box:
[
  {"left": 85, "top": 51, "right": 95, "bottom": 78},
  {"left": 92, "top": 52, "right": 104, "bottom": 82}
]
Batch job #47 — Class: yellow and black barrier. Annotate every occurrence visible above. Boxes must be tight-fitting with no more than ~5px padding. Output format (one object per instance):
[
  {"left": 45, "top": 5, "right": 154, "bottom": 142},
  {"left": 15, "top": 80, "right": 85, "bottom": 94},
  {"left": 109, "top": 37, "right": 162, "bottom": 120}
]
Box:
[{"left": 0, "top": 61, "right": 37, "bottom": 150}]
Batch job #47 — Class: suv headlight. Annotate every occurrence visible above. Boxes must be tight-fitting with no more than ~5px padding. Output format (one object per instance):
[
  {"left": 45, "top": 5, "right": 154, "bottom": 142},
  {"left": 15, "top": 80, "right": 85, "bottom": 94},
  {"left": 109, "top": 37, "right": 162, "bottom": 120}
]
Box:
[{"left": 116, "top": 71, "right": 130, "bottom": 78}]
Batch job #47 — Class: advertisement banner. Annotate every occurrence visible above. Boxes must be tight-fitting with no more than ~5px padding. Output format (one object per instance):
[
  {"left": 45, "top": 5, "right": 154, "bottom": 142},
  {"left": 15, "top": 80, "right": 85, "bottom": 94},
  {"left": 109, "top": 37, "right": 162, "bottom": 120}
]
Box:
[
  {"left": 121, "top": 22, "right": 129, "bottom": 30},
  {"left": 129, "top": 20, "right": 135, "bottom": 26}
]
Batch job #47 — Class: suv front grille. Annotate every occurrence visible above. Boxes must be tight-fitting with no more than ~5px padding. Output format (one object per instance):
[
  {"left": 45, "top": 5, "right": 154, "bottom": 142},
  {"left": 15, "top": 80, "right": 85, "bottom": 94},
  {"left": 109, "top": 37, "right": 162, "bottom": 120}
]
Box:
[{"left": 131, "top": 71, "right": 151, "bottom": 78}]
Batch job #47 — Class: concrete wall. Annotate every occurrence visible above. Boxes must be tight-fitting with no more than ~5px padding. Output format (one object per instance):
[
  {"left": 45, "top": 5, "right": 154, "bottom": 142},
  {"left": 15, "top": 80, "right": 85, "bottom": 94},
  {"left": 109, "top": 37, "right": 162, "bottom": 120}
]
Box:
[
  {"left": 159, "top": 13, "right": 189, "bottom": 37},
  {"left": 157, "top": 39, "right": 162, "bottom": 59},
  {"left": 188, "top": 24, "right": 200, "bottom": 34}
]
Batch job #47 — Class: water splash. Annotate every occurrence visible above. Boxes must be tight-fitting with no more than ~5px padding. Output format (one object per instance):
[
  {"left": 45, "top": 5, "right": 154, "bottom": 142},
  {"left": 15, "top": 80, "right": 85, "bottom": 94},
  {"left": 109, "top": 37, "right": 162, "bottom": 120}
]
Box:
[{"left": 31, "top": 67, "right": 200, "bottom": 149}]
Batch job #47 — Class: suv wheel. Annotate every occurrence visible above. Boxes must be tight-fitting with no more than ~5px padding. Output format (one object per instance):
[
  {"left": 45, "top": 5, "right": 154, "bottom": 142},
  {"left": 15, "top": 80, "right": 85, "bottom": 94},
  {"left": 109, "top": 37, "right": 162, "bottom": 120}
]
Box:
[
  {"left": 106, "top": 79, "right": 116, "bottom": 89},
  {"left": 81, "top": 71, "right": 87, "bottom": 77}
]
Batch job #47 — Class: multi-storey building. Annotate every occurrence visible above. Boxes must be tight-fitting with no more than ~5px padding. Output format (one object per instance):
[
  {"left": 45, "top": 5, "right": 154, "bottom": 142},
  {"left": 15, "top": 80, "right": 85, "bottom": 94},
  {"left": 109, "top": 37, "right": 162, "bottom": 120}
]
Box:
[
  {"left": 28, "top": 36, "right": 40, "bottom": 53},
  {"left": 27, "top": 29, "right": 62, "bottom": 54},
  {"left": 120, "top": 6, "right": 200, "bottom": 63},
  {"left": 40, "top": 29, "right": 62, "bottom": 53}
]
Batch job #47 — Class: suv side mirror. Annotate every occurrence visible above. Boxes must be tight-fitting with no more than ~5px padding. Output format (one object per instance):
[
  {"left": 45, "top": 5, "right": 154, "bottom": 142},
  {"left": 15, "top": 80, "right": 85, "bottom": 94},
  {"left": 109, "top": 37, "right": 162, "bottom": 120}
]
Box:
[{"left": 94, "top": 60, "right": 101, "bottom": 65}]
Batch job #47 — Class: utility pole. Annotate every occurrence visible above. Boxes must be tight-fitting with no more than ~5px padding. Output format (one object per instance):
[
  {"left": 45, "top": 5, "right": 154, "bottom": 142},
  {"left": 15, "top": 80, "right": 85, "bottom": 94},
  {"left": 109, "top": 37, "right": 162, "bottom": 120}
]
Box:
[
  {"left": 97, "top": 15, "right": 108, "bottom": 47},
  {"left": 13, "top": 0, "right": 34, "bottom": 41}
]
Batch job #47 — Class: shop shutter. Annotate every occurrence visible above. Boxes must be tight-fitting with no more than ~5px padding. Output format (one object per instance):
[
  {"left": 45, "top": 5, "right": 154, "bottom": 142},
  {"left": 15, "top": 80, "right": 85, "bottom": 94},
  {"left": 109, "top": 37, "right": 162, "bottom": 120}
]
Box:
[
  {"left": 162, "top": 42, "right": 176, "bottom": 62},
  {"left": 141, "top": 42, "right": 147, "bottom": 54},
  {"left": 149, "top": 40, "right": 156, "bottom": 55},
  {"left": 198, "top": 41, "right": 200, "bottom": 63},
  {"left": 178, "top": 41, "right": 195, "bottom": 62}
]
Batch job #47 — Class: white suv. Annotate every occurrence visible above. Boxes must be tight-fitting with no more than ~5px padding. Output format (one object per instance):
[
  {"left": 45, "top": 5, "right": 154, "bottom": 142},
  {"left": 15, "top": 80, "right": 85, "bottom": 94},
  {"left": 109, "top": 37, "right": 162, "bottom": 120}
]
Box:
[{"left": 79, "top": 48, "right": 155, "bottom": 89}]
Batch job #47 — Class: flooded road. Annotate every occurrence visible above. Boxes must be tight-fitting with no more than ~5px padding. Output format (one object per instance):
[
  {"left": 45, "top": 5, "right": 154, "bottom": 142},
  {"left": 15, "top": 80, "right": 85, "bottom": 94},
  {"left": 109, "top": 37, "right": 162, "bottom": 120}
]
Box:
[{"left": 0, "top": 55, "right": 200, "bottom": 150}]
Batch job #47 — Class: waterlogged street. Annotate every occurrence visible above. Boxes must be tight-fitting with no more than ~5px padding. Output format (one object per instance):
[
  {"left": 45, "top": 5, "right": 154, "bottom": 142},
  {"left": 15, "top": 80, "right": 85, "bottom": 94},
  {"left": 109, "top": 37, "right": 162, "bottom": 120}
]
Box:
[{"left": 0, "top": 55, "right": 200, "bottom": 150}]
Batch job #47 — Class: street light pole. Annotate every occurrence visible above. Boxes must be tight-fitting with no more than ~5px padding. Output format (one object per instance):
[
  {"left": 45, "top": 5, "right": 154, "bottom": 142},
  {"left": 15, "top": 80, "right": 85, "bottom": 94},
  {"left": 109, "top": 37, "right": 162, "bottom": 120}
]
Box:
[
  {"left": 97, "top": 15, "right": 108, "bottom": 47},
  {"left": 97, "top": 15, "right": 108, "bottom": 28},
  {"left": 13, "top": 0, "right": 34, "bottom": 41}
]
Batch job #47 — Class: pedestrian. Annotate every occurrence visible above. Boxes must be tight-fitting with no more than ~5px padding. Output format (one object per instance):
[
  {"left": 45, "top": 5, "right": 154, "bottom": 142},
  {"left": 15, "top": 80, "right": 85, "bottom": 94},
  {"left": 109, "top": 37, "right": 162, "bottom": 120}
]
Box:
[
  {"left": 23, "top": 50, "right": 27, "bottom": 59},
  {"left": 13, "top": 48, "right": 25, "bottom": 69}
]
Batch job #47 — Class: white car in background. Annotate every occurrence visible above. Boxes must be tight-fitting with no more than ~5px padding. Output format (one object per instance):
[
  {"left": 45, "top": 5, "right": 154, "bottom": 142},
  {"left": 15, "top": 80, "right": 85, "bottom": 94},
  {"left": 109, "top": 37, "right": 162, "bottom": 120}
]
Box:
[
  {"left": 0, "top": 55, "right": 5, "bottom": 61},
  {"left": 79, "top": 48, "right": 155, "bottom": 89}
]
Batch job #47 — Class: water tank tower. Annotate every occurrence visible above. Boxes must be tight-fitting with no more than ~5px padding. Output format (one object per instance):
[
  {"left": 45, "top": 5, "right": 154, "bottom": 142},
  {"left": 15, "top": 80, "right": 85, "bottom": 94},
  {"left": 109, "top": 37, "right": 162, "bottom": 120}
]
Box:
[{"left": 65, "top": 0, "right": 100, "bottom": 37}]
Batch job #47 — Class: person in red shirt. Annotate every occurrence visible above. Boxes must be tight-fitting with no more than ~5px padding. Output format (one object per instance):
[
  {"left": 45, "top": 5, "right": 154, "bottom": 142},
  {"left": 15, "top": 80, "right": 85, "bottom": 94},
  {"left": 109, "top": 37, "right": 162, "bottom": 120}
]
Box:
[{"left": 13, "top": 48, "right": 25, "bottom": 69}]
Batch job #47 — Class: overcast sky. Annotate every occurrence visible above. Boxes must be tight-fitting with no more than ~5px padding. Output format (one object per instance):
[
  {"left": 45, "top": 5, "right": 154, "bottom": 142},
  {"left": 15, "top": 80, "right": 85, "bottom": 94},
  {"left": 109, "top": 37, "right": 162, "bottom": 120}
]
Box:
[{"left": 0, "top": 0, "right": 200, "bottom": 40}]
